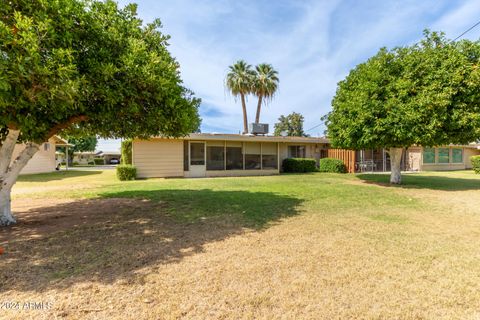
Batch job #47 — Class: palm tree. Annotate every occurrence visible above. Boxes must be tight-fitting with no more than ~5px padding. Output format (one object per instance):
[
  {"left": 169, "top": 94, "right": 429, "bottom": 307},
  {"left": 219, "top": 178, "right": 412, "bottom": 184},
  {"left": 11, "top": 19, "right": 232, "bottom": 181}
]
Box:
[
  {"left": 253, "top": 63, "right": 279, "bottom": 124},
  {"left": 226, "top": 60, "right": 255, "bottom": 134}
]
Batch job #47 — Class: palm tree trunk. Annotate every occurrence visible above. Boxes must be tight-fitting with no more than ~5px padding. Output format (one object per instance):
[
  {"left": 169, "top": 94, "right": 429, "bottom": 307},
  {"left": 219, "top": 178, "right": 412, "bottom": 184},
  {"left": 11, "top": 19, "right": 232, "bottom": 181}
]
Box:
[
  {"left": 255, "top": 95, "right": 262, "bottom": 124},
  {"left": 241, "top": 94, "right": 248, "bottom": 134}
]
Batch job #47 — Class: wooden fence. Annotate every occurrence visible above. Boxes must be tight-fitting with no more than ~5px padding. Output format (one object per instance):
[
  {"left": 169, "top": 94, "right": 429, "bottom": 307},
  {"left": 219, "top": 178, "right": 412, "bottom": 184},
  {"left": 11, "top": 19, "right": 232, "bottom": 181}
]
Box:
[{"left": 326, "top": 149, "right": 356, "bottom": 173}]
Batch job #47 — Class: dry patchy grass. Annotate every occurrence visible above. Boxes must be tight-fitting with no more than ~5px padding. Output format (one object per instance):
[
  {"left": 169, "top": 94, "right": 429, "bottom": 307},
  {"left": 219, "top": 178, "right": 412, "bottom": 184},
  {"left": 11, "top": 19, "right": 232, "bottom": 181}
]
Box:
[{"left": 1, "top": 170, "right": 480, "bottom": 319}]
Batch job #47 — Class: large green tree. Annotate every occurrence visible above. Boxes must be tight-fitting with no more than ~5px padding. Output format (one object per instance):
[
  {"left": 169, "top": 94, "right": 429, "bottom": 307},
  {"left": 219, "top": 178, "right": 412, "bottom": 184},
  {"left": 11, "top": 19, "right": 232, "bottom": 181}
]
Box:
[
  {"left": 226, "top": 60, "right": 255, "bottom": 133},
  {"left": 0, "top": 0, "right": 200, "bottom": 225},
  {"left": 324, "top": 31, "right": 480, "bottom": 184},
  {"left": 253, "top": 63, "right": 279, "bottom": 124},
  {"left": 60, "top": 135, "right": 97, "bottom": 165},
  {"left": 274, "top": 112, "right": 307, "bottom": 137}
]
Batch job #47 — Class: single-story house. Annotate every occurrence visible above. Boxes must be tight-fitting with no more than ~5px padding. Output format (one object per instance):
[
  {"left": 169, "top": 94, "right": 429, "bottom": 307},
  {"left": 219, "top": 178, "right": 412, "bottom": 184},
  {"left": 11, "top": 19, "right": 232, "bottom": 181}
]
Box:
[
  {"left": 73, "top": 152, "right": 96, "bottom": 165},
  {"left": 132, "top": 133, "right": 329, "bottom": 178},
  {"left": 13, "top": 136, "right": 69, "bottom": 174},
  {"left": 96, "top": 151, "right": 121, "bottom": 164},
  {"left": 132, "top": 133, "right": 480, "bottom": 178}
]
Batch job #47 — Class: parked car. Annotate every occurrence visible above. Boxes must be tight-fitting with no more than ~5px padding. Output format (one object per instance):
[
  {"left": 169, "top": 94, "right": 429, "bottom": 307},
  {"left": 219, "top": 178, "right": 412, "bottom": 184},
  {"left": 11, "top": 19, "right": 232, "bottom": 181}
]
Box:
[{"left": 109, "top": 158, "right": 120, "bottom": 165}]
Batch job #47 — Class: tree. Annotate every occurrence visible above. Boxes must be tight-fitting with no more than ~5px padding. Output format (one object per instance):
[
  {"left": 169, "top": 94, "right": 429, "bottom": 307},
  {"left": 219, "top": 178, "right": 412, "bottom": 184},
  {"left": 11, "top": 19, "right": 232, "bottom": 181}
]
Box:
[
  {"left": 226, "top": 60, "right": 255, "bottom": 133},
  {"left": 253, "top": 63, "right": 279, "bottom": 123},
  {"left": 0, "top": 0, "right": 200, "bottom": 226},
  {"left": 274, "top": 112, "right": 307, "bottom": 137},
  {"left": 324, "top": 31, "right": 480, "bottom": 184}
]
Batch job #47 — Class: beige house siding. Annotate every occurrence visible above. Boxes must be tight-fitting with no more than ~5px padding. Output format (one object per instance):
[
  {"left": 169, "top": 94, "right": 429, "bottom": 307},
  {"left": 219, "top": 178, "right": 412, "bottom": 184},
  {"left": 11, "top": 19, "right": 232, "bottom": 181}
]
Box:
[
  {"left": 13, "top": 138, "right": 56, "bottom": 174},
  {"left": 133, "top": 139, "right": 183, "bottom": 178},
  {"left": 418, "top": 146, "right": 480, "bottom": 171}
]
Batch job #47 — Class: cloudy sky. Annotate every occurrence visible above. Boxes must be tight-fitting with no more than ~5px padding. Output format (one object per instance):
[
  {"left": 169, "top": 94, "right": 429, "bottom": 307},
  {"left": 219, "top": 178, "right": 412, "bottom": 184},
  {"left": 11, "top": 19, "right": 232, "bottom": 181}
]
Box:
[{"left": 98, "top": 0, "right": 480, "bottom": 151}]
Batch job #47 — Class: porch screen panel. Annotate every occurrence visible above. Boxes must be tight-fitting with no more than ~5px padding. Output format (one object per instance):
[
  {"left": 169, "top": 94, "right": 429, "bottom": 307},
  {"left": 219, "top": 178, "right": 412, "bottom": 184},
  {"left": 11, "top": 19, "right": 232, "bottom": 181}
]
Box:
[
  {"left": 226, "top": 141, "right": 243, "bottom": 170},
  {"left": 423, "top": 148, "right": 435, "bottom": 164},
  {"left": 245, "top": 142, "right": 261, "bottom": 170},
  {"left": 452, "top": 148, "right": 463, "bottom": 163},
  {"left": 206, "top": 141, "right": 225, "bottom": 170},
  {"left": 438, "top": 148, "right": 449, "bottom": 163},
  {"left": 262, "top": 142, "right": 277, "bottom": 169},
  {"left": 190, "top": 142, "right": 205, "bottom": 165}
]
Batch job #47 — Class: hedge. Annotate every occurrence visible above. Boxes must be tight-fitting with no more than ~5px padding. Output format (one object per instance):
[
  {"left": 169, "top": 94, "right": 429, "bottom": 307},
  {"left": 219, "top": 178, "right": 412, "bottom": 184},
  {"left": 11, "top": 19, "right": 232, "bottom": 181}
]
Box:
[
  {"left": 282, "top": 158, "right": 317, "bottom": 173},
  {"left": 472, "top": 155, "right": 480, "bottom": 174},
  {"left": 116, "top": 164, "right": 137, "bottom": 181},
  {"left": 319, "top": 158, "right": 347, "bottom": 173},
  {"left": 94, "top": 158, "right": 105, "bottom": 165},
  {"left": 121, "top": 139, "right": 133, "bottom": 165}
]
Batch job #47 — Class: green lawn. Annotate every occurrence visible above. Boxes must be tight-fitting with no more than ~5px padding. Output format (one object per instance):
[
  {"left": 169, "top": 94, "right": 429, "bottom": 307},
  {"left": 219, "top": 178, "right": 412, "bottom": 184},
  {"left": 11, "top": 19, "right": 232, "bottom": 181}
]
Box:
[{"left": 3, "top": 170, "right": 480, "bottom": 319}]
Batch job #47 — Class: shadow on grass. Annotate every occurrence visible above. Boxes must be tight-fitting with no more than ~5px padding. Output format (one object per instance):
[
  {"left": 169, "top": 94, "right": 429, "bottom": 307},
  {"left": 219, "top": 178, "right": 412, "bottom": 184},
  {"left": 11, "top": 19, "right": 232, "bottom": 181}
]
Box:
[
  {"left": 0, "top": 189, "right": 302, "bottom": 293},
  {"left": 357, "top": 173, "right": 480, "bottom": 191},
  {"left": 17, "top": 170, "right": 102, "bottom": 182}
]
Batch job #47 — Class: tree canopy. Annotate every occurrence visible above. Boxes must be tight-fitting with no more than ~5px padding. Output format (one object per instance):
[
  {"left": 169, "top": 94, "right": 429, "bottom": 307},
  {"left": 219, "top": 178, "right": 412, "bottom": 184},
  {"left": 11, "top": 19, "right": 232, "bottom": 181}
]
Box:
[
  {"left": 274, "top": 112, "right": 307, "bottom": 137},
  {"left": 324, "top": 31, "right": 480, "bottom": 150},
  {"left": 0, "top": 0, "right": 201, "bottom": 143}
]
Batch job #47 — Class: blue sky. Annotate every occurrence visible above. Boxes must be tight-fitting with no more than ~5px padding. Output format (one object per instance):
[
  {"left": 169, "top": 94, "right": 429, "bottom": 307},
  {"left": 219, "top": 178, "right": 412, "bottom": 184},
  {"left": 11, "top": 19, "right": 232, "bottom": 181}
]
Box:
[{"left": 97, "top": 0, "right": 480, "bottom": 151}]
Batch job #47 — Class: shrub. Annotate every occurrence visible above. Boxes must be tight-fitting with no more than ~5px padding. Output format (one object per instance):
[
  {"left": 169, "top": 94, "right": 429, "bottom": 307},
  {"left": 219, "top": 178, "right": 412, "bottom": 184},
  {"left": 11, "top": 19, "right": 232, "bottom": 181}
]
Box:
[
  {"left": 88, "top": 161, "right": 95, "bottom": 166},
  {"left": 282, "top": 158, "right": 316, "bottom": 173},
  {"left": 72, "top": 161, "right": 79, "bottom": 166},
  {"left": 116, "top": 164, "right": 137, "bottom": 181},
  {"left": 94, "top": 158, "right": 105, "bottom": 165},
  {"left": 319, "top": 158, "right": 347, "bottom": 173},
  {"left": 121, "top": 139, "right": 133, "bottom": 164},
  {"left": 471, "top": 155, "right": 480, "bottom": 174}
]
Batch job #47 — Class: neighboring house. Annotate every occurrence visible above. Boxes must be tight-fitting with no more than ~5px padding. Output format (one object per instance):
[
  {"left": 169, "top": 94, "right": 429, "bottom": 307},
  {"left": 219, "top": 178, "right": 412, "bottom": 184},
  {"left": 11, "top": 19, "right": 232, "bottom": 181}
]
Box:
[
  {"left": 13, "top": 136, "right": 69, "bottom": 174},
  {"left": 132, "top": 133, "right": 329, "bottom": 178},
  {"left": 96, "top": 151, "right": 121, "bottom": 164},
  {"left": 73, "top": 152, "right": 96, "bottom": 165}
]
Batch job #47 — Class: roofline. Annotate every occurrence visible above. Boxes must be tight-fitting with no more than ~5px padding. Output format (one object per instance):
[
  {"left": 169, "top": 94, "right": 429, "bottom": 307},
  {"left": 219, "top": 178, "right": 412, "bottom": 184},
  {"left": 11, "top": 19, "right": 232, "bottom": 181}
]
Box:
[{"left": 142, "top": 133, "right": 330, "bottom": 144}]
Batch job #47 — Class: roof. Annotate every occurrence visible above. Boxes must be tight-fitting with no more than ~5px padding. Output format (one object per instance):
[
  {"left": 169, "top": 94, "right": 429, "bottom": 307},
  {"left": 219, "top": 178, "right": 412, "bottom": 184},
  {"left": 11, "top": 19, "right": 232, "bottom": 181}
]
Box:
[
  {"left": 181, "top": 133, "right": 330, "bottom": 144},
  {"left": 52, "top": 135, "right": 73, "bottom": 146}
]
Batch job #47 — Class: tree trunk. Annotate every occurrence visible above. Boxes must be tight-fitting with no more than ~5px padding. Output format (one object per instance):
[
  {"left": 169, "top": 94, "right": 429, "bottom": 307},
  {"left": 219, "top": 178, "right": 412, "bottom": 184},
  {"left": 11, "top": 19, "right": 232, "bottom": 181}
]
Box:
[
  {"left": 0, "top": 141, "right": 40, "bottom": 226},
  {"left": 255, "top": 95, "right": 262, "bottom": 124},
  {"left": 241, "top": 94, "right": 248, "bottom": 134},
  {"left": 389, "top": 147, "right": 403, "bottom": 184}
]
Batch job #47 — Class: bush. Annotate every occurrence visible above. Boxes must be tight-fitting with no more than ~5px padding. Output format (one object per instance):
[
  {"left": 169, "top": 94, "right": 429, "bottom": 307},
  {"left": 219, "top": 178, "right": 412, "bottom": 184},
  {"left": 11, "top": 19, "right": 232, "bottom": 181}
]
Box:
[
  {"left": 121, "top": 139, "right": 133, "bottom": 164},
  {"left": 116, "top": 164, "right": 137, "bottom": 181},
  {"left": 72, "top": 161, "right": 79, "bottom": 166},
  {"left": 88, "top": 161, "right": 95, "bottom": 166},
  {"left": 282, "top": 158, "right": 316, "bottom": 173},
  {"left": 94, "top": 158, "right": 105, "bottom": 165},
  {"left": 471, "top": 155, "right": 480, "bottom": 174},
  {"left": 319, "top": 158, "right": 347, "bottom": 173}
]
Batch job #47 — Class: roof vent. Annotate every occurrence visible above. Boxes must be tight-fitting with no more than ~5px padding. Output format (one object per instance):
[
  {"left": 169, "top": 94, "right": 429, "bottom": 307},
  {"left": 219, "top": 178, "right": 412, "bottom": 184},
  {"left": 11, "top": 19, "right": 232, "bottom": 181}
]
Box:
[{"left": 248, "top": 123, "right": 269, "bottom": 135}]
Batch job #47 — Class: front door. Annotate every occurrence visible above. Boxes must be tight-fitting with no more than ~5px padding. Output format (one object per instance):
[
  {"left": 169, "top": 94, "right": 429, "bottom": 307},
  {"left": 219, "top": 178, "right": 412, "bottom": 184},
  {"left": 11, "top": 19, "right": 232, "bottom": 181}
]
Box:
[{"left": 189, "top": 142, "right": 206, "bottom": 177}]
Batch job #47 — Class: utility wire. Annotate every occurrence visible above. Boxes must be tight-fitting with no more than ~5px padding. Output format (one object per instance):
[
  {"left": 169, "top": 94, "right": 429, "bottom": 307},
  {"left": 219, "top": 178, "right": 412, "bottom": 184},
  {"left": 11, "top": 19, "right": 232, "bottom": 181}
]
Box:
[
  {"left": 453, "top": 19, "right": 480, "bottom": 41},
  {"left": 305, "top": 123, "right": 323, "bottom": 132}
]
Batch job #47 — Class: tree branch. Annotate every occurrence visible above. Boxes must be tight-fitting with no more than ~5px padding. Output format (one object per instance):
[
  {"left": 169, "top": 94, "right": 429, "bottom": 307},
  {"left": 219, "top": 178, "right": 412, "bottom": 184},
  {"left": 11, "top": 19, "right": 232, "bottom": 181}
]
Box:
[
  {"left": 0, "top": 129, "right": 20, "bottom": 175},
  {"left": 2, "top": 143, "right": 40, "bottom": 190},
  {"left": 44, "top": 115, "right": 89, "bottom": 141}
]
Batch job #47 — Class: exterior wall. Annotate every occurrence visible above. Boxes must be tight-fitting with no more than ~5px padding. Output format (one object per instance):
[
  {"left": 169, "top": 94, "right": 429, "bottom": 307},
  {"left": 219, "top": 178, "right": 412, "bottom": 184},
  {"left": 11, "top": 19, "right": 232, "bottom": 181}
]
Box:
[
  {"left": 73, "top": 154, "right": 95, "bottom": 165},
  {"left": 418, "top": 146, "right": 480, "bottom": 171},
  {"left": 406, "top": 147, "right": 422, "bottom": 171},
  {"left": 13, "top": 138, "right": 56, "bottom": 174},
  {"left": 132, "top": 139, "right": 184, "bottom": 178},
  {"left": 278, "top": 142, "right": 321, "bottom": 169}
]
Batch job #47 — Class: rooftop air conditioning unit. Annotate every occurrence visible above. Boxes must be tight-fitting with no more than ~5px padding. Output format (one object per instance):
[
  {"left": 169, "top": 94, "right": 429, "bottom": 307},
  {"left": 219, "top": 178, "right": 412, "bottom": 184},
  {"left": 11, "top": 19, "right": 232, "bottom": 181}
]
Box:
[{"left": 249, "top": 123, "right": 269, "bottom": 135}]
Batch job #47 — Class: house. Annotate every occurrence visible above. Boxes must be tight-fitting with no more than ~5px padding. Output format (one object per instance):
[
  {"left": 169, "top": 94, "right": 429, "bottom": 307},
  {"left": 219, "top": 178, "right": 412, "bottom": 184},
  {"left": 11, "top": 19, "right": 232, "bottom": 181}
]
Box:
[
  {"left": 72, "top": 152, "right": 96, "bottom": 165},
  {"left": 13, "top": 136, "right": 69, "bottom": 174},
  {"left": 132, "top": 133, "right": 480, "bottom": 178},
  {"left": 96, "top": 151, "right": 121, "bottom": 164},
  {"left": 132, "top": 133, "right": 329, "bottom": 178}
]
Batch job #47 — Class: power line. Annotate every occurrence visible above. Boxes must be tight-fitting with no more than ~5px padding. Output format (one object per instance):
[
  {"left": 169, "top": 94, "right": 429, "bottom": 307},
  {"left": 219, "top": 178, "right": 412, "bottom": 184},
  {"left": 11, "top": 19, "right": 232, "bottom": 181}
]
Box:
[
  {"left": 453, "top": 19, "right": 480, "bottom": 41},
  {"left": 305, "top": 123, "right": 323, "bottom": 132}
]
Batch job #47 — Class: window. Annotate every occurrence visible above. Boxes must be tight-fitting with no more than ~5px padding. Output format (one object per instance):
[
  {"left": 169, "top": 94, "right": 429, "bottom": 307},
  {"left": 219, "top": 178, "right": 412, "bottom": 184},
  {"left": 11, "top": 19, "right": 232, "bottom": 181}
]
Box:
[
  {"left": 244, "top": 142, "right": 261, "bottom": 170},
  {"left": 226, "top": 142, "right": 243, "bottom": 170},
  {"left": 423, "top": 148, "right": 435, "bottom": 164},
  {"left": 288, "top": 145, "right": 306, "bottom": 158},
  {"left": 206, "top": 141, "right": 224, "bottom": 170},
  {"left": 452, "top": 148, "right": 463, "bottom": 163},
  {"left": 183, "top": 141, "right": 189, "bottom": 171},
  {"left": 44, "top": 143, "right": 50, "bottom": 151},
  {"left": 190, "top": 142, "right": 205, "bottom": 165},
  {"left": 438, "top": 148, "right": 449, "bottom": 163},
  {"left": 262, "top": 142, "right": 278, "bottom": 169}
]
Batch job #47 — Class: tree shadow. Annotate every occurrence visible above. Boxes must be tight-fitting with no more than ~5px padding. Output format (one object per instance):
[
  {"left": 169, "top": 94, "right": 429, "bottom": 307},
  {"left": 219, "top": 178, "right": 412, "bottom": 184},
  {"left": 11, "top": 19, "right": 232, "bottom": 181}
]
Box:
[
  {"left": 0, "top": 189, "right": 303, "bottom": 293},
  {"left": 357, "top": 173, "right": 480, "bottom": 191},
  {"left": 17, "top": 170, "right": 102, "bottom": 182}
]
